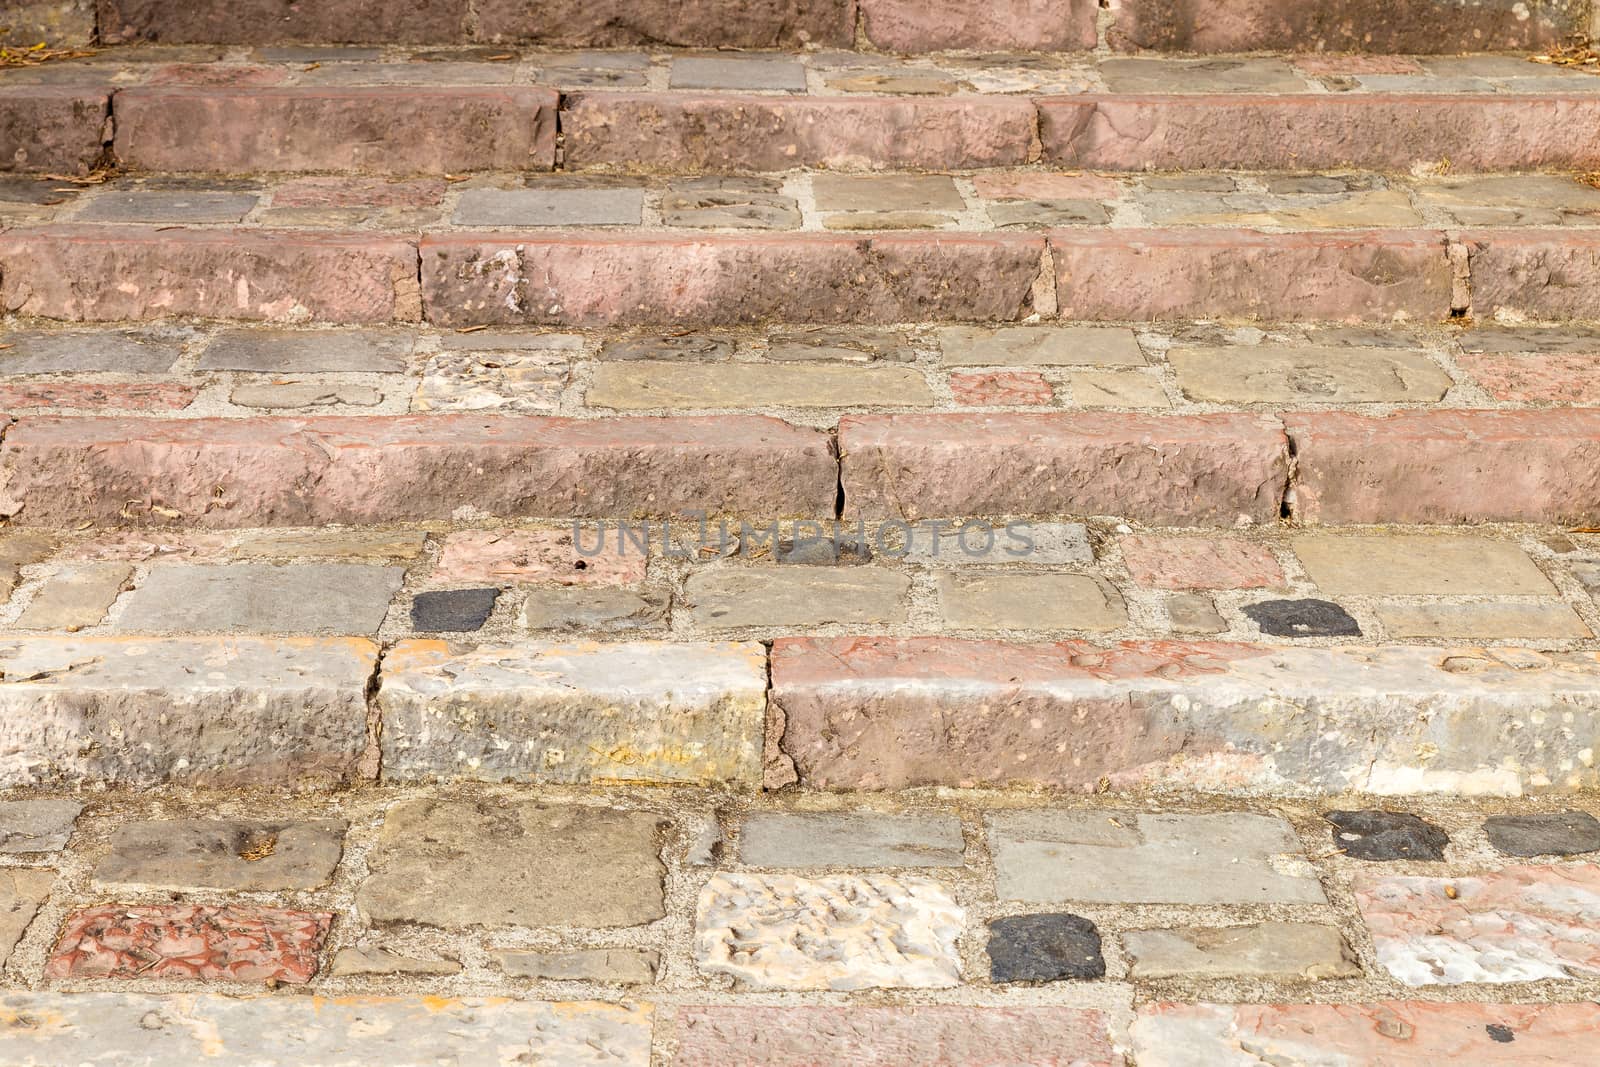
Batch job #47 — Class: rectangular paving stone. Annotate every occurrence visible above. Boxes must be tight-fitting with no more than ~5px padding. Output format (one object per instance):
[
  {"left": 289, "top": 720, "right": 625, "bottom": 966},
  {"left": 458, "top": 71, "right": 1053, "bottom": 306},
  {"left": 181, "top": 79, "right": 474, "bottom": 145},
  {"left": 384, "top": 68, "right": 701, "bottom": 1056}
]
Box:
[
  {"left": 1064, "top": 369, "right": 1171, "bottom": 408},
  {"left": 434, "top": 528, "right": 646, "bottom": 587},
  {"left": 358, "top": 800, "right": 667, "bottom": 928},
  {"left": 93, "top": 819, "right": 346, "bottom": 891},
  {"left": 413, "top": 351, "right": 568, "bottom": 413},
  {"left": 1376, "top": 601, "right": 1593, "bottom": 640},
  {"left": 74, "top": 189, "right": 259, "bottom": 224},
  {"left": 47, "top": 904, "right": 331, "bottom": 984},
  {"left": 1170, "top": 345, "right": 1452, "bottom": 404},
  {"left": 453, "top": 186, "right": 644, "bottom": 227},
  {"left": 0, "top": 993, "right": 651, "bottom": 1066},
  {"left": 675, "top": 1005, "right": 1116, "bottom": 1067},
  {"left": 116, "top": 563, "right": 402, "bottom": 633},
  {"left": 497, "top": 948, "right": 658, "bottom": 983},
  {"left": 770, "top": 637, "right": 1600, "bottom": 794},
  {"left": 987, "top": 810, "right": 1324, "bottom": 905},
  {"left": 1123, "top": 922, "right": 1359, "bottom": 981},
  {"left": 670, "top": 55, "right": 806, "bottom": 92},
  {"left": 0, "top": 635, "right": 374, "bottom": 788},
  {"left": 0, "top": 798, "right": 82, "bottom": 853},
  {"left": 523, "top": 587, "right": 667, "bottom": 631},
  {"left": 1294, "top": 534, "right": 1556, "bottom": 596},
  {"left": 939, "top": 573, "right": 1127, "bottom": 631},
  {"left": 0, "top": 329, "right": 184, "bottom": 374},
  {"left": 1413, "top": 175, "right": 1600, "bottom": 227},
  {"left": 1121, "top": 535, "right": 1284, "bottom": 590},
  {"left": 683, "top": 568, "right": 910, "bottom": 628},
  {"left": 840, "top": 413, "right": 1289, "bottom": 524},
  {"left": 937, "top": 325, "right": 1146, "bottom": 367},
  {"left": 0, "top": 415, "right": 838, "bottom": 526},
  {"left": 0, "top": 870, "right": 53, "bottom": 968},
  {"left": 1457, "top": 325, "right": 1600, "bottom": 355},
  {"left": 737, "top": 812, "right": 965, "bottom": 868},
  {"left": 377, "top": 640, "right": 766, "bottom": 784},
  {"left": 230, "top": 529, "right": 427, "bottom": 560},
  {"left": 329, "top": 947, "right": 462, "bottom": 977},
  {"left": 17, "top": 563, "right": 130, "bottom": 630},
  {"left": 589, "top": 362, "right": 933, "bottom": 410},
  {"left": 1457, "top": 352, "right": 1600, "bottom": 405},
  {"left": 1100, "top": 57, "right": 1309, "bottom": 94},
  {"left": 662, "top": 176, "right": 800, "bottom": 230},
  {"left": 813, "top": 174, "right": 965, "bottom": 214},
  {"left": 198, "top": 329, "right": 414, "bottom": 373},
  {"left": 903, "top": 521, "right": 1094, "bottom": 566},
  {"left": 0, "top": 381, "right": 199, "bottom": 412}
]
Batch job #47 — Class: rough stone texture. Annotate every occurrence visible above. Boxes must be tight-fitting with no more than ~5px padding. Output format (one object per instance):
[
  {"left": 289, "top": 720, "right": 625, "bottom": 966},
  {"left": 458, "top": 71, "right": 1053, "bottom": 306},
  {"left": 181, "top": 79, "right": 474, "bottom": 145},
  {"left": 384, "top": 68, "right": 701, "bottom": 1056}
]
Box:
[
  {"left": 1124, "top": 922, "right": 1360, "bottom": 981},
  {"left": 562, "top": 94, "right": 1036, "bottom": 172},
  {"left": 839, "top": 413, "right": 1288, "bottom": 525},
  {"left": 434, "top": 528, "right": 645, "bottom": 587},
  {"left": 0, "top": 329, "right": 183, "bottom": 374},
  {"left": 413, "top": 351, "right": 567, "bottom": 413},
  {"left": 1285, "top": 410, "right": 1600, "bottom": 524},
  {"left": 1244, "top": 598, "right": 1362, "bottom": 637},
  {"left": 497, "top": 948, "right": 659, "bottom": 983},
  {"left": 116, "top": 563, "right": 402, "bottom": 633},
  {"left": 1170, "top": 345, "right": 1451, "bottom": 404},
  {"left": 937, "top": 325, "right": 1145, "bottom": 367},
  {"left": 17, "top": 562, "right": 130, "bottom": 629},
  {"left": 230, "top": 382, "right": 384, "bottom": 410},
  {"left": 1050, "top": 229, "right": 1452, "bottom": 321},
  {"left": 377, "top": 640, "right": 766, "bottom": 784},
  {"left": 860, "top": 0, "right": 1097, "bottom": 50},
  {"left": 1294, "top": 534, "right": 1554, "bottom": 596},
  {"left": 421, "top": 233, "right": 1042, "bottom": 327},
  {"left": 0, "top": 993, "right": 651, "bottom": 1065},
  {"left": 93, "top": 820, "right": 346, "bottom": 891},
  {"left": 359, "top": 800, "right": 667, "bottom": 928},
  {"left": 0, "top": 87, "right": 107, "bottom": 175},
  {"left": 1357, "top": 864, "right": 1600, "bottom": 985},
  {"left": 0, "top": 635, "right": 374, "bottom": 788},
  {"left": 75, "top": 189, "right": 259, "bottom": 224},
  {"left": 0, "top": 227, "right": 420, "bottom": 324},
  {"left": 695, "top": 873, "right": 962, "bottom": 990},
  {"left": 988, "top": 810, "right": 1324, "bottom": 905},
  {"left": 523, "top": 588, "right": 666, "bottom": 631},
  {"left": 1377, "top": 601, "right": 1591, "bottom": 640},
  {"left": 97, "top": 0, "right": 472, "bottom": 42},
  {"left": 662, "top": 177, "right": 800, "bottom": 230},
  {"left": 589, "top": 362, "right": 931, "bottom": 410},
  {"left": 1458, "top": 352, "right": 1600, "bottom": 405},
  {"left": 46, "top": 904, "right": 331, "bottom": 983},
  {"left": 1132, "top": 1002, "right": 1600, "bottom": 1064},
  {"left": 938, "top": 572, "right": 1127, "bottom": 631},
  {"left": 410, "top": 587, "right": 498, "bottom": 632},
  {"left": 199, "top": 329, "right": 413, "bottom": 373},
  {"left": 987, "top": 913, "right": 1105, "bottom": 983},
  {"left": 475, "top": 0, "right": 855, "bottom": 47},
  {"left": 1169, "top": 592, "right": 1227, "bottom": 634},
  {"left": 737, "top": 812, "right": 965, "bottom": 868},
  {"left": 0, "top": 798, "right": 82, "bottom": 853},
  {"left": 271, "top": 177, "right": 447, "bottom": 209},
  {"left": 770, "top": 638, "right": 1600, "bottom": 795},
  {"left": 0, "top": 381, "right": 197, "bottom": 411},
  {"left": 1041, "top": 95, "right": 1600, "bottom": 172},
  {"left": 1466, "top": 231, "right": 1600, "bottom": 321},
  {"left": 116, "top": 87, "right": 556, "bottom": 173},
  {"left": 0, "top": 415, "right": 838, "bottom": 526},
  {"left": 1121, "top": 536, "right": 1284, "bottom": 590},
  {"left": 1485, "top": 812, "right": 1600, "bottom": 856},
  {"left": 329, "top": 947, "right": 461, "bottom": 976},
  {"left": 1328, "top": 810, "right": 1450, "bottom": 861},
  {"left": 949, "top": 370, "right": 1053, "bottom": 406},
  {"left": 0, "top": 869, "right": 52, "bottom": 968},
  {"left": 683, "top": 568, "right": 910, "bottom": 628},
  {"left": 0, "top": 0, "right": 93, "bottom": 46}
]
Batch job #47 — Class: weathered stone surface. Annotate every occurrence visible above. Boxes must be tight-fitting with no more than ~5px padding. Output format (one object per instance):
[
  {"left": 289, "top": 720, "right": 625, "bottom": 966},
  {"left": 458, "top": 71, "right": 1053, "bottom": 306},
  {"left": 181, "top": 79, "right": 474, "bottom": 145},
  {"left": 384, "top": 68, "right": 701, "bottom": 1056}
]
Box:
[
  {"left": 1328, "top": 810, "right": 1449, "bottom": 861},
  {"left": 695, "top": 873, "right": 962, "bottom": 990},
  {"left": 0, "top": 87, "right": 107, "bottom": 174},
  {"left": 93, "top": 819, "right": 346, "bottom": 891},
  {"left": 116, "top": 86, "right": 556, "bottom": 173},
  {"left": 0, "top": 636, "right": 374, "bottom": 788},
  {"left": 359, "top": 800, "right": 666, "bottom": 928},
  {"left": 1285, "top": 410, "right": 1600, "bottom": 524},
  {"left": 937, "top": 325, "right": 1145, "bottom": 366},
  {"left": 199, "top": 329, "right": 413, "bottom": 373},
  {"left": 330, "top": 947, "right": 462, "bottom": 977},
  {"left": 1377, "top": 601, "right": 1591, "bottom": 640},
  {"left": 230, "top": 382, "right": 384, "bottom": 410},
  {"left": 0, "top": 869, "right": 52, "bottom": 968},
  {"left": 0, "top": 0, "right": 93, "bottom": 46},
  {"left": 683, "top": 568, "right": 909, "bottom": 628},
  {"left": 1358, "top": 864, "right": 1600, "bottom": 985},
  {"left": 99, "top": 0, "right": 471, "bottom": 42},
  {"left": 662, "top": 177, "right": 801, "bottom": 230},
  {"left": 766, "top": 326, "right": 912, "bottom": 363},
  {"left": 860, "top": 0, "right": 1096, "bottom": 50},
  {"left": 601, "top": 334, "right": 734, "bottom": 362},
  {"left": 671, "top": 55, "right": 806, "bottom": 92},
  {"left": 1135, "top": 186, "right": 1421, "bottom": 230},
  {"left": 76, "top": 188, "right": 258, "bottom": 224},
  {"left": 1100, "top": 57, "right": 1308, "bottom": 94},
  {"left": 522, "top": 588, "right": 666, "bottom": 631},
  {"left": 814, "top": 174, "right": 964, "bottom": 215},
  {"left": 1457, "top": 325, "right": 1600, "bottom": 355},
  {"left": 0, "top": 798, "right": 82, "bottom": 853},
  {"left": 0, "top": 415, "right": 838, "bottom": 526},
  {"left": 1065, "top": 369, "right": 1171, "bottom": 408},
  {"left": 588, "top": 361, "right": 933, "bottom": 409},
  {"left": 1458, "top": 352, "right": 1600, "bottom": 405},
  {"left": 378, "top": 640, "right": 766, "bottom": 784},
  {"left": 435, "top": 528, "right": 645, "bottom": 587},
  {"left": 1466, "top": 231, "right": 1600, "bottom": 320},
  {"left": 840, "top": 413, "right": 1288, "bottom": 525},
  {"left": 47, "top": 904, "right": 331, "bottom": 983},
  {"left": 737, "top": 812, "right": 965, "bottom": 868},
  {"left": 117, "top": 563, "right": 402, "bottom": 633},
  {"left": 1121, "top": 536, "right": 1284, "bottom": 590},
  {"left": 272, "top": 177, "right": 447, "bottom": 208},
  {"left": 939, "top": 573, "right": 1127, "bottom": 631},
  {"left": 17, "top": 563, "right": 130, "bottom": 629},
  {"left": 1244, "top": 598, "right": 1362, "bottom": 637},
  {"left": 1413, "top": 175, "right": 1600, "bottom": 227},
  {"left": 1170, "top": 345, "right": 1451, "bottom": 404},
  {"left": 772, "top": 638, "right": 1600, "bottom": 795},
  {"left": 231, "top": 529, "right": 427, "bottom": 560},
  {"left": 1484, "top": 812, "right": 1600, "bottom": 857},
  {"left": 497, "top": 948, "right": 659, "bottom": 983},
  {"left": 987, "top": 913, "right": 1105, "bottom": 983},
  {"left": 475, "top": 0, "right": 855, "bottom": 47},
  {"left": 949, "top": 370, "right": 1054, "bottom": 406},
  {"left": 1294, "top": 534, "right": 1554, "bottom": 596},
  {"left": 410, "top": 587, "right": 498, "bottom": 632},
  {"left": 0, "top": 380, "right": 194, "bottom": 415},
  {"left": 903, "top": 521, "right": 1094, "bottom": 566},
  {"left": 0, "top": 993, "right": 651, "bottom": 1064},
  {"left": 562, "top": 94, "right": 1035, "bottom": 172},
  {"left": 453, "top": 186, "right": 644, "bottom": 227},
  {"left": 1124, "top": 922, "right": 1360, "bottom": 981},
  {"left": 1169, "top": 592, "right": 1227, "bottom": 634},
  {"left": 0, "top": 227, "right": 420, "bottom": 323},
  {"left": 421, "top": 233, "right": 1042, "bottom": 326},
  {"left": 0, "top": 329, "right": 183, "bottom": 374},
  {"left": 988, "top": 810, "right": 1323, "bottom": 905}
]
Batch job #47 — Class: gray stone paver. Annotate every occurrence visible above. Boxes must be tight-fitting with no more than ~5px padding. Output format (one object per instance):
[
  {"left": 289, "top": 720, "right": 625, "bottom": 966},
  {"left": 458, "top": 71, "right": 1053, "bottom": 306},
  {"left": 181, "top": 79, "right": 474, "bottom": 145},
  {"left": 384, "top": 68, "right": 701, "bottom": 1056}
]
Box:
[
  {"left": 93, "top": 819, "right": 346, "bottom": 890},
  {"left": 198, "top": 329, "right": 413, "bottom": 373},
  {"left": 452, "top": 187, "right": 644, "bottom": 227},
  {"left": 115, "top": 563, "right": 404, "bottom": 634},
  {"left": 737, "top": 812, "right": 965, "bottom": 868}
]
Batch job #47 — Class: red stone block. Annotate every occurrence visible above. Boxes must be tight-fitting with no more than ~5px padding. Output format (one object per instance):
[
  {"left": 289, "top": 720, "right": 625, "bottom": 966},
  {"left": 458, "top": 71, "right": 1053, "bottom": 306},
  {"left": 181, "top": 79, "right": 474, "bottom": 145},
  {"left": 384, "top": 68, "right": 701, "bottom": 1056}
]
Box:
[
  {"left": 0, "top": 382, "right": 197, "bottom": 411},
  {"left": 1121, "top": 535, "right": 1285, "bottom": 590},
  {"left": 1464, "top": 230, "right": 1600, "bottom": 322},
  {"left": 0, "top": 227, "right": 420, "bottom": 323},
  {"left": 46, "top": 905, "right": 331, "bottom": 984},
  {"left": 475, "top": 0, "right": 855, "bottom": 46},
  {"left": 98, "top": 0, "right": 471, "bottom": 43},
  {"left": 860, "top": 0, "right": 1098, "bottom": 51},
  {"left": 561, "top": 94, "right": 1035, "bottom": 172},
  {"left": 116, "top": 87, "right": 556, "bottom": 174},
  {"left": 839, "top": 412, "right": 1289, "bottom": 524},
  {"left": 1457, "top": 353, "right": 1600, "bottom": 406},
  {"left": 949, "top": 371, "right": 1054, "bottom": 406},
  {"left": 0, "top": 87, "right": 108, "bottom": 175}
]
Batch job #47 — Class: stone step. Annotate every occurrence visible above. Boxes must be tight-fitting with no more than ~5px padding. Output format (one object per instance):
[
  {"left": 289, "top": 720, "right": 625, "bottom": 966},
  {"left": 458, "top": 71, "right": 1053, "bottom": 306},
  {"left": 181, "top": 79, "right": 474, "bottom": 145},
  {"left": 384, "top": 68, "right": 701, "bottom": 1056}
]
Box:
[{"left": 8, "top": 51, "right": 1600, "bottom": 175}]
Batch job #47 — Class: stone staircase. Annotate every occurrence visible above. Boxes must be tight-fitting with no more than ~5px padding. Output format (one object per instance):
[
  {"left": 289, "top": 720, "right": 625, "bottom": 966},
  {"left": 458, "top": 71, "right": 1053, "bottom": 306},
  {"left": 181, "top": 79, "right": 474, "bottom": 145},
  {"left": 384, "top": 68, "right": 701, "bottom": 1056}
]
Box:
[{"left": 2, "top": 2, "right": 1600, "bottom": 1063}]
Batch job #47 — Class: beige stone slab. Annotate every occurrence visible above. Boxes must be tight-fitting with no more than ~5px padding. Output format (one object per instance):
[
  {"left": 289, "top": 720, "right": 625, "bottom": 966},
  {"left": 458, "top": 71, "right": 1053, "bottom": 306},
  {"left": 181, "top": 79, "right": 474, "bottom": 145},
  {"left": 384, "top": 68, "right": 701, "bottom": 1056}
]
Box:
[
  {"left": 1065, "top": 370, "right": 1171, "bottom": 408},
  {"left": 1376, "top": 601, "right": 1592, "bottom": 640},
  {"left": 229, "top": 529, "right": 428, "bottom": 560},
  {"left": 1294, "top": 535, "right": 1556, "bottom": 596},
  {"left": 587, "top": 362, "right": 932, "bottom": 409},
  {"left": 1140, "top": 188, "right": 1422, "bottom": 229},
  {"left": 937, "top": 325, "right": 1145, "bottom": 367},
  {"left": 684, "top": 567, "right": 910, "bottom": 628},
  {"left": 496, "top": 948, "right": 659, "bottom": 984},
  {"left": 17, "top": 563, "right": 131, "bottom": 630},
  {"left": 939, "top": 573, "right": 1127, "bottom": 631},
  {"left": 1170, "top": 346, "right": 1452, "bottom": 404},
  {"left": 1123, "top": 922, "right": 1360, "bottom": 981},
  {"left": 0, "top": 869, "right": 52, "bottom": 968}
]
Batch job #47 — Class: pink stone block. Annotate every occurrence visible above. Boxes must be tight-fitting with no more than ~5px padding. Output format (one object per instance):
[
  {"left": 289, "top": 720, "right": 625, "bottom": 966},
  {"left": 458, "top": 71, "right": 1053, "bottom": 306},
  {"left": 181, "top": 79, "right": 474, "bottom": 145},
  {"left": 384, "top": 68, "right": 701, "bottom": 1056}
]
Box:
[
  {"left": 1465, "top": 230, "right": 1600, "bottom": 321},
  {"left": 1049, "top": 229, "right": 1452, "bottom": 322},
  {"left": 1285, "top": 409, "right": 1600, "bottom": 524},
  {"left": 46, "top": 905, "right": 331, "bottom": 984},
  {"left": 1121, "top": 535, "right": 1285, "bottom": 590},
  {"left": 949, "top": 371, "right": 1054, "bottom": 406},
  {"left": 860, "top": 0, "right": 1098, "bottom": 52},
  {"left": 433, "top": 529, "right": 647, "bottom": 587},
  {"left": 116, "top": 87, "right": 556, "bottom": 174},
  {"left": 675, "top": 1005, "right": 1117, "bottom": 1066},
  {"left": 0, "top": 382, "right": 197, "bottom": 411},
  {"left": 0, "top": 87, "right": 109, "bottom": 175},
  {"left": 271, "top": 177, "right": 449, "bottom": 209},
  {"left": 561, "top": 94, "right": 1035, "bottom": 172},
  {"left": 1457, "top": 353, "right": 1600, "bottom": 406},
  {"left": 0, "top": 227, "right": 420, "bottom": 324},
  {"left": 840, "top": 412, "right": 1289, "bottom": 524}
]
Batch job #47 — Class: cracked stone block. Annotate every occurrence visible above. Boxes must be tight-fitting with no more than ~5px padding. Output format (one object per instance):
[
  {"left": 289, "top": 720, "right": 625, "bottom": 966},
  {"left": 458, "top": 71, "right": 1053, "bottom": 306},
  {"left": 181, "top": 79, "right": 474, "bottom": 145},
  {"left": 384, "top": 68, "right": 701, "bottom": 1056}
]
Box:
[
  {"left": 46, "top": 904, "right": 331, "bottom": 984},
  {"left": 1170, "top": 346, "right": 1450, "bottom": 404},
  {"left": 452, "top": 186, "right": 644, "bottom": 227},
  {"left": 683, "top": 568, "right": 909, "bottom": 628},
  {"left": 410, "top": 587, "right": 499, "bottom": 632},
  {"left": 0, "top": 799, "right": 82, "bottom": 853},
  {"left": 1293, "top": 535, "right": 1555, "bottom": 596},
  {"left": 1123, "top": 922, "right": 1360, "bottom": 981},
  {"left": 359, "top": 801, "right": 667, "bottom": 929},
  {"left": 1327, "top": 810, "right": 1449, "bottom": 861},
  {"left": 93, "top": 820, "right": 346, "bottom": 891},
  {"left": 736, "top": 812, "right": 965, "bottom": 868},
  {"left": 115, "top": 563, "right": 403, "bottom": 634},
  {"left": 1358, "top": 864, "right": 1600, "bottom": 985},
  {"left": 1483, "top": 812, "right": 1600, "bottom": 857},
  {"left": 497, "top": 948, "right": 659, "bottom": 983},
  {"left": 0, "top": 870, "right": 53, "bottom": 968},
  {"left": 1244, "top": 599, "right": 1362, "bottom": 638},
  {"left": 17, "top": 563, "right": 131, "bottom": 630},
  {"left": 1122, "top": 535, "right": 1284, "bottom": 590},
  {"left": 695, "top": 873, "right": 963, "bottom": 990},
  {"left": 670, "top": 55, "right": 806, "bottom": 92},
  {"left": 939, "top": 573, "right": 1127, "bottom": 631},
  {"left": 987, "top": 913, "right": 1105, "bottom": 983},
  {"left": 198, "top": 329, "right": 413, "bottom": 373}
]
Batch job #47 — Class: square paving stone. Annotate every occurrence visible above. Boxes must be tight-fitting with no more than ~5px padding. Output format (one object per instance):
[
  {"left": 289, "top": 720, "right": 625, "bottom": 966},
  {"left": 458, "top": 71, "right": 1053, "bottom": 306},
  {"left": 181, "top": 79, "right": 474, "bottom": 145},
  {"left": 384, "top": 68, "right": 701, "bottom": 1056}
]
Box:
[
  {"left": 1244, "top": 599, "right": 1362, "bottom": 638},
  {"left": 1483, "top": 812, "right": 1600, "bottom": 858},
  {"left": 75, "top": 189, "right": 259, "bottom": 223},
  {"left": 1100, "top": 57, "right": 1309, "bottom": 93},
  {"left": 987, "top": 913, "right": 1105, "bottom": 983},
  {"left": 1327, "top": 810, "right": 1449, "bottom": 861},
  {"left": 737, "top": 812, "right": 965, "bottom": 868},
  {"left": 1169, "top": 346, "right": 1451, "bottom": 404},
  {"left": 357, "top": 800, "right": 668, "bottom": 929},
  {"left": 939, "top": 573, "right": 1127, "bottom": 631},
  {"left": 813, "top": 174, "right": 965, "bottom": 214},
  {"left": 411, "top": 588, "right": 500, "bottom": 632},
  {"left": 1293, "top": 535, "right": 1555, "bottom": 596},
  {"left": 115, "top": 563, "right": 403, "bottom": 634},
  {"left": 93, "top": 819, "right": 346, "bottom": 891},
  {"left": 522, "top": 588, "right": 667, "bottom": 631},
  {"left": 1169, "top": 593, "right": 1227, "bottom": 634},
  {"left": 662, "top": 177, "right": 800, "bottom": 230},
  {"left": 0, "top": 330, "right": 184, "bottom": 374},
  {"left": 670, "top": 55, "right": 806, "bottom": 92},
  {"left": 987, "top": 810, "right": 1325, "bottom": 905},
  {"left": 198, "top": 329, "right": 413, "bottom": 373},
  {"left": 937, "top": 325, "right": 1145, "bottom": 366},
  {"left": 452, "top": 186, "right": 644, "bottom": 227},
  {"left": 1123, "top": 922, "right": 1360, "bottom": 981},
  {"left": 0, "top": 799, "right": 83, "bottom": 853}
]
